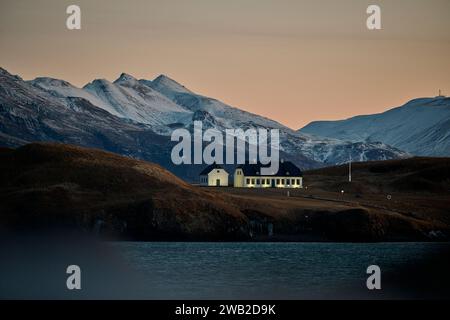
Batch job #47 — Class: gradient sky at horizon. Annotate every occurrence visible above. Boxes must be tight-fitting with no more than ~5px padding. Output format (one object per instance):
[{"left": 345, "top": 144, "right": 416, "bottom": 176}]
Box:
[{"left": 1, "top": 0, "right": 449, "bottom": 129}]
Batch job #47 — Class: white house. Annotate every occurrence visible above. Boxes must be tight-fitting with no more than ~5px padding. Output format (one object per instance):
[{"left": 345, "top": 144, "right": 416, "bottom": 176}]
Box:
[
  {"left": 234, "top": 161, "right": 303, "bottom": 188},
  {"left": 199, "top": 164, "right": 229, "bottom": 186}
]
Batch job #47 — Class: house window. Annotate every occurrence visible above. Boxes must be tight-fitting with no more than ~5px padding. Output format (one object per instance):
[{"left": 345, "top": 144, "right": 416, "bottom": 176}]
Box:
[
  {"left": 261, "top": 179, "right": 265, "bottom": 184},
  {"left": 251, "top": 179, "right": 255, "bottom": 184},
  {"left": 296, "top": 179, "right": 300, "bottom": 185},
  {"left": 256, "top": 179, "right": 260, "bottom": 185},
  {"left": 276, "top": 179, "right": 280, "bottom": 184},
  {"left": 281, "top": 179, "right": 285, "bottom": 184},
  {"left": 246, "top": 178, "right": 250, "bottom": 184}
]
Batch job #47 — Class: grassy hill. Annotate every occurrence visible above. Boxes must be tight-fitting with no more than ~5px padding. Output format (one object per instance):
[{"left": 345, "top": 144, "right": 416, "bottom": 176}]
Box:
[
  {"left": 0, "top": 143, "right": 247, "bottom": 240},
  {"left": 0, "top": 143, "right": 448, "bottom": 241},
  {"left": 305, "top": 157, "right": 450, "bottom": 194}
]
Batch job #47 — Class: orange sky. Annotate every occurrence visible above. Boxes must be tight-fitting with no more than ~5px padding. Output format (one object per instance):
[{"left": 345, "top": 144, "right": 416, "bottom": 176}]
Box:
[{"left": 1, "top": 0, "right": 449, "bottom": 129}]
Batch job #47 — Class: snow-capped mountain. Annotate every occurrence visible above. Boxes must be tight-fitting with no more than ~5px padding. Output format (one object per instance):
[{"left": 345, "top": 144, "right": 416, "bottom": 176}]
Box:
[
  {"left": 30, "top": 73, "right": 192, "bottom": 133},
  {"left": 29, "top": 77, "right": 112, "bottom": 111},
  {"left": 144, "top": 74, "right": 194, "bottom": 97},
  {"left": 141, "top": 75, "right": 287, "bottom": 131},
  {"left": 27, "top": 70, "right": 408, "bottom": 166},
  {"left": 0, "top": 67, "right": 183, "bottom": 172},
  {"left": 300, "top": 97, "right": 450, "bottom": 156},
  {"left": 139, "top": 74, "right": 409, "bottom": 165},
  {"left": 281, "top": 132, "right": 409, "bottom": 165},
  {"left": 0, "top": 67, "right": 411, "bottom": 180}
]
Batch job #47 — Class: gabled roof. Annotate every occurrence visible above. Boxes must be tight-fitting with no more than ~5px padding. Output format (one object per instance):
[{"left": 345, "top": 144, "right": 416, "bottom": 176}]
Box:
[
  {"left": 199, "top": 163, "right": 227, "bottom": 175},
  {"left": 236, "top": 161, "right": 302, "bottom": 177}
]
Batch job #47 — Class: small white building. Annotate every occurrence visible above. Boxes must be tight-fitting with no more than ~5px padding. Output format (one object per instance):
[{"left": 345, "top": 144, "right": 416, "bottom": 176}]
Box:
[
  {"left": 199, "top": 164, "right": 229, "bottom": 187},
  {"left": 234, "top": 161, "right": 303, "bottom": 188}
]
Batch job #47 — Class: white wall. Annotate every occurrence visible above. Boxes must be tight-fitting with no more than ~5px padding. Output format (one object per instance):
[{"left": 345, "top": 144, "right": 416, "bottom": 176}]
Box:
[
  {"left": 234, "top": 169, "right": 245, "bottom": 187},
  {"left": 243, "top": 176, "right": 303, "bottom": 188},
  {"left": 208, "top": 169, "right": 229, "bottom": 186}
]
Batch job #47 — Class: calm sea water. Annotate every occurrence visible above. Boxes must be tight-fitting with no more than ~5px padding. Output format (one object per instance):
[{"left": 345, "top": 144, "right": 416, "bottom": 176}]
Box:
[
  {"left": 111, "top": 242, "right": 450, "bottom": 299},
  {"left": 2, "top": 240, "right": 448, "bottom": 299}
]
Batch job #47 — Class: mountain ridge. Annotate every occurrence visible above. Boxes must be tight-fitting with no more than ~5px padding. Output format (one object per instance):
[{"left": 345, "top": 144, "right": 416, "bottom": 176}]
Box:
[
  {"left": 300, "top": 96, "right": 450, "bottom": 156},
  {"left": 1, "top": 67, "right": 412, "bottom": 181}
]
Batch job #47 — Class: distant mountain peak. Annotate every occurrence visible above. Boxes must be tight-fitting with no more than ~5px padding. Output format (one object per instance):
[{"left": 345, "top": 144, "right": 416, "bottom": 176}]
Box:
[
  {"left": 299, "top": 97, "right": 450, "bottom": 156},
  {"left": 403, "top": 96, "right": 450, "bottom": 108},
  {"left": 151, "top": 74, "right": 192, "bottom": 94},
  {"left": 0, "top": 67, "right": 22, "bottom": 81},
  {"left": 114, "top": 72, "right": 138, "bottom": 84},
  {"left": 31, "top": 77, "right": 73, "bottom": 88},
  {"left": 153, "top": 74, "right": 175, "bottom": 82},
  {"left": 83, "top": 78, "right": 112, "bottom": 89},
  {"left": 0, "top": 67, "right": 10, "bottom": 75}
]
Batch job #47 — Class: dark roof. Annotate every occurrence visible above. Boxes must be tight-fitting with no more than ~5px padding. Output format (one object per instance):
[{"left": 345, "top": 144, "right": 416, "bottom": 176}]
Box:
[
  {"left": 199, "top": 163, "right": 226, "bottom": 175},
  {"left": 236, "top": 161, "right": 302, "bottom": 177}
]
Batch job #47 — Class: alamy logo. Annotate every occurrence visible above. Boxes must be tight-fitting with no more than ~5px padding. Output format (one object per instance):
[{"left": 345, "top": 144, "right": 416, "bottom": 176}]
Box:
[
  {"left": 63, "top": 5, "right": 381, "bottom": 32},
  {"left": 66, "top": 265, "right": 81, "bottom": 290},
  {"left": 366, "top": 265, "right": 381, "bottom": 290},
  {"left": 171, "top": 121, "right": 280, "bottom": 175},
  {"left": 366, "top": 5, "right": 382, "bottom": 30},
  {"left": 66, "top": 5, "right": 81, "bottom": 30}
]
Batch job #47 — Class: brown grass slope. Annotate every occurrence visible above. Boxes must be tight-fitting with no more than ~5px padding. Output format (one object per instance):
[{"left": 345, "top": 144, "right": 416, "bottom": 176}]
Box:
[
  {"left": 306, "top": 157, "right": 450, "bottom": 194},
  {"left": 0, "top": 143, "right": 246, "bottom": 240},
  {"left": 0, "top": 143, "right": 448, "bottom": 241}
]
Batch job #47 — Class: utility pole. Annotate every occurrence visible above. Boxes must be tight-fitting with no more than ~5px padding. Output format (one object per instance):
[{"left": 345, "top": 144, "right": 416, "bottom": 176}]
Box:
[{"left": 349, "top": 154, "right": 352, "bottom": 183}]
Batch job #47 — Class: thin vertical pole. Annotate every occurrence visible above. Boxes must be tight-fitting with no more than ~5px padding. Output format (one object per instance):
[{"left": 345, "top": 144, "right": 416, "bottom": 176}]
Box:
[{"left": 349, "top": 155, "right": 352, "bottom": 183}]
